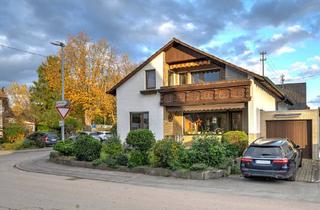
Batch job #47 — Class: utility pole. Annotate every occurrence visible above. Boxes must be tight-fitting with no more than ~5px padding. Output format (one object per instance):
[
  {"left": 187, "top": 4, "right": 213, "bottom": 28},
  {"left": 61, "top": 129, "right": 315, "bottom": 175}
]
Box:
[
  {"left": 51, "top": 41, "right": 66, "bottom": 141},
  {"left": 260, "top": 51, "right": 267, "bottom": 76},
  {"left": 280, "top": 74, "right": 285, "bottom": 88}
]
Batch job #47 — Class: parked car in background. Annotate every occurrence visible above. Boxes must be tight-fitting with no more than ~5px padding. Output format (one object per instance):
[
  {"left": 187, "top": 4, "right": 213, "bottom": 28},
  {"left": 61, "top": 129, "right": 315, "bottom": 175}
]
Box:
[
  {"left": 69, "top": 131, "right": 107, "bottom": 142},
  {"left": 240, "top": 138, "right": 302, "bottom": 181},
  {"left": 95, "top": 131, "right": 112, "bottom": 141},
  {"left": 25, "top": 132, "right": 59, "bottom": 146}
]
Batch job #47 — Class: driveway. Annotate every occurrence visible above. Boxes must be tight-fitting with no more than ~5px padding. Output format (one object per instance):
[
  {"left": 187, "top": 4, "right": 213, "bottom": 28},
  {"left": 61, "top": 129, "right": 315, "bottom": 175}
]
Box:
[{"left": 1, "top": 150, "right": 320, "bottom": 210}]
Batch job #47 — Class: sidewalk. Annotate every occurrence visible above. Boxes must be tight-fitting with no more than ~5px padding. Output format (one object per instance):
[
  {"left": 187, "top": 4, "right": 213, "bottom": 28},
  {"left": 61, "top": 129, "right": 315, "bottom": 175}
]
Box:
[{"left": 14, "top": 155, "right": 320, "bottom": 204}]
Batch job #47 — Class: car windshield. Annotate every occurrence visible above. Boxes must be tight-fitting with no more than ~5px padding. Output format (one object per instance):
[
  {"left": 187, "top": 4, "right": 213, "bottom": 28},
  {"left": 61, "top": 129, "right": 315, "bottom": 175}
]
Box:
[
  {"left": 47, "top": 133, "right": 58, "bottom": 138},
  {"left": 245, "top": 146, "right": 283, "bottom": 158}
]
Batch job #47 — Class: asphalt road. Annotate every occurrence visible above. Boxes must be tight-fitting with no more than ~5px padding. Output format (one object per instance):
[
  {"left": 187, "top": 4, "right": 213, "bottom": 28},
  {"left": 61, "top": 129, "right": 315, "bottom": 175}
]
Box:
[{"left": 1, "top": 150, "right": 320, "bottom": 210}]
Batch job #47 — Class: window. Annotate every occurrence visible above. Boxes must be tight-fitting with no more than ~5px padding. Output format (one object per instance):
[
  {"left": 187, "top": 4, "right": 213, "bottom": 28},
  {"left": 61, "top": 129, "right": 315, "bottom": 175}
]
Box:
[
  {"left": 179, "top": 73, "right": 188, "bottom": 85},
  {"left": 146, "top": 70, "right": 156, "bottom": 89},
  {"left": 231, "top": 112, "right": 242, "bottom": 130},
  {"left": 130, "top": 112, "right": 149, "bottom": 130},
  {"left": 168, "top": 71, "right": 174, "bottom": 86},
  {"left": 183, "top": 112, "right": 228, "bottom": 135},
  {"left": 191, "top": 70, "right": 220, "bottom": 84}
]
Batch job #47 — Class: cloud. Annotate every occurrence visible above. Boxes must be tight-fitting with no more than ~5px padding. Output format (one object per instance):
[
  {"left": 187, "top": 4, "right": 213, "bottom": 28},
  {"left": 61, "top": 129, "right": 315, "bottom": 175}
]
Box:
[
  {"left": 158, "top": 21, "right": 177, "bottom": 36},
  {"left": 0, "top": 0, "right": 319, "bottom": 89},
  {"left": 308, "top": 95, "right": 320, "bottom": 104},
  {"left": 274, "top": 46, "right": 296, "bottom": 55},
  {"left": 312, "top": 55, "right": 320, "bottom": 62},
  {"left": 257, "top": 25, "right": 312, "bottom": 55}
]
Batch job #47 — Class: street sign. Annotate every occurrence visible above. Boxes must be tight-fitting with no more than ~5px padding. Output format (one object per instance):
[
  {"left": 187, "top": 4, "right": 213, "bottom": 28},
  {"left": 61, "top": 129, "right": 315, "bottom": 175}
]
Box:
[
  {"left": 56, "top": 107, "right": 70, "bottom": 119},
  {"left": 55, "top": 100, "right": 70, "bottom": 108},
  {"left": 59, "top": 120, "right": 64, "bottom": 127}
]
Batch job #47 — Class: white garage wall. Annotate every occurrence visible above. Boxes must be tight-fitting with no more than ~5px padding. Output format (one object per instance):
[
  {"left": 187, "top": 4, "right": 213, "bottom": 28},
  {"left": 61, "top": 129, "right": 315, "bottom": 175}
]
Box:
[
  {"left": 247, "top": 79, "right": 277, "bottom": 142},
  {"left": 116, "top": 52, "right": 164, "bottom": 141}
]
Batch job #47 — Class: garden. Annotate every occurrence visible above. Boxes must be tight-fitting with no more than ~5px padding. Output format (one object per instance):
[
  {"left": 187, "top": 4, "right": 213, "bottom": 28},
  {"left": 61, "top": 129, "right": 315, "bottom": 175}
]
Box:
[{"left": 51, "top": 129, "right": 248, "bottom": 179}]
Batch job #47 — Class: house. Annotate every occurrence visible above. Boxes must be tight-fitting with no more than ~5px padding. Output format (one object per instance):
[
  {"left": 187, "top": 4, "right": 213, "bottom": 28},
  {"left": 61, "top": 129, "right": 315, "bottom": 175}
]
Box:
[{"left": 107, "top": 38, "right": 319, "bottom": 159}]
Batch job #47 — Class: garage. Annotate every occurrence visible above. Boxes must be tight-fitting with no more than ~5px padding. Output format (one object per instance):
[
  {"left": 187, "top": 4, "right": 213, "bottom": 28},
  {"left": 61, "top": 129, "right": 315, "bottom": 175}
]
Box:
[{"left": 266, "top": 120, "right": 312, "bottom": 159}]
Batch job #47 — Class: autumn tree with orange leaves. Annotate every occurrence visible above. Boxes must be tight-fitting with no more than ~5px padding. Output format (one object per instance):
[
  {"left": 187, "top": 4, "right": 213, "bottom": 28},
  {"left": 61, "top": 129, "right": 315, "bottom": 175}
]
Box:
[{"left": 34, "top": 33, "right": 135, "bottom": 126}]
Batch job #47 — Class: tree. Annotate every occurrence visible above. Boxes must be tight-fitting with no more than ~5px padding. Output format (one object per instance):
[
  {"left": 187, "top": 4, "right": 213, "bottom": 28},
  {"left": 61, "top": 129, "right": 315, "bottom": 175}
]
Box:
[
  {"left": 5, "top": 82, "right": 32, "bottom": 122},
  {"left": 29, "top": 56, "right": 61, "bottom": 131},
  {"left": 41, "top": 33, "right": 135, "bottom": 125}
]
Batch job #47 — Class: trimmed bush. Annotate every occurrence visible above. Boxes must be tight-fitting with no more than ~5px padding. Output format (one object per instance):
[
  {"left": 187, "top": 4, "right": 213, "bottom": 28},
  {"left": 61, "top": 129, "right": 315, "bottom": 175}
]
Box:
[
  {"left": 100, "top": 140, "right": 123, "bottom": 161},
  {"left": 222, "top": 131, "right": 248, "bottom": 157},
  {"left": 126, "top": 129, "right": 155, "bottom": 152},
  {"left": 151, "top": 139, "right": 185, "bottom": 169},
  {"left": 128, "top": 150, "right": 147, "bottom": 167},
  {"left": 188, "top": 135, "right": 227, "bottom": 168},
  {"left": 116, "top": 153, "right": 129, "bottom": 166},
  {"left": 74, "top": 135, "right": 102, "bottom": 161},
  {"left": 3, "top": 123, "right": 26, "bottom": 143},
  {"left": 53, "top": 139, "right": 74, "bottom": 156}
]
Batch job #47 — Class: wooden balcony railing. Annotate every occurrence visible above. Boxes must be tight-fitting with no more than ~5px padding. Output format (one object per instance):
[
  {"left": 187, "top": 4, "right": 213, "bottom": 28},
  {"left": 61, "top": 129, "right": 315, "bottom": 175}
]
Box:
[{"left": 159, "top": 80, "right": 251, "bottom": 106}]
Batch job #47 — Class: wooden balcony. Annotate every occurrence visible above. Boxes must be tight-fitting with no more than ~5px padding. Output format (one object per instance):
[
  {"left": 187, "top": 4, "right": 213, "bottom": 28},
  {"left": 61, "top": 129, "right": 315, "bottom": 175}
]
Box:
[{"left": 159, "top": 80, "right": 251, "bottom": 106}]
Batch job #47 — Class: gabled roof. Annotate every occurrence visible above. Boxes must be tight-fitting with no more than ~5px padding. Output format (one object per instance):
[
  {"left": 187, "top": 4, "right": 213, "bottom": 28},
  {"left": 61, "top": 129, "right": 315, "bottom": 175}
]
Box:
[{"left": 106, "top": 38, "right": 289, "bottom": 102}]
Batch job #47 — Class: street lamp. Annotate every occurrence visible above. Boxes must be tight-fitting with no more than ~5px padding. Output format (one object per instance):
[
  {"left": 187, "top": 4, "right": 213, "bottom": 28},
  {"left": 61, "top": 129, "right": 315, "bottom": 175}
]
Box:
[{"left": 51, "top": 41, "right": 66, "bottom": 141}]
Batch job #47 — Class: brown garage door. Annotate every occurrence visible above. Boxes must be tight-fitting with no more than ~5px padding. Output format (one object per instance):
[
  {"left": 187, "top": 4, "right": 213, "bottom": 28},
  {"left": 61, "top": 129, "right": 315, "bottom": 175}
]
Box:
[{"left": 266, "top": 120, "right": 312, "bottom": 159}]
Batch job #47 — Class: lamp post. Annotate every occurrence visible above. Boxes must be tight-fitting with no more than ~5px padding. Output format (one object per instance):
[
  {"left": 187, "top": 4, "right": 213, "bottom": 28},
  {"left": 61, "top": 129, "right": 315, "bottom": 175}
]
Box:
[{"left": 51, "top": 41, "right": 66, "bottom": 141}]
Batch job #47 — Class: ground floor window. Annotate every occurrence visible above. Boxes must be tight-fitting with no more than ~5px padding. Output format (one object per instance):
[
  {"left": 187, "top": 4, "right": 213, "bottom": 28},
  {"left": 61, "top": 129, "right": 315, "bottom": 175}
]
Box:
[
  {"left": 130, "top": 112, "right": 149, "bottom": 130},
  {"left": 183, "top": 111, "right": 242, "bottom": 135}
]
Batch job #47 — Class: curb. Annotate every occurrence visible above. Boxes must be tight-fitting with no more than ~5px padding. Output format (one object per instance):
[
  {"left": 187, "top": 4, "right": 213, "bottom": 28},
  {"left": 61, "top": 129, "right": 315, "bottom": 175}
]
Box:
[
  {"left": 7, "top": 148, "right": 53, "bottom": 153},
  {"left": 49, "top": 155, "right": 227, "bottom": 180}
]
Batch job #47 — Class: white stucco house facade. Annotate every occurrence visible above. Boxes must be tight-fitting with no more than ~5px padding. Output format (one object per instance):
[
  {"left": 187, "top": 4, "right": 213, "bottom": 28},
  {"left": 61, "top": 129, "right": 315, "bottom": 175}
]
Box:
[{"left": 108, "top": 38, "right": 319, "bottom": 159}]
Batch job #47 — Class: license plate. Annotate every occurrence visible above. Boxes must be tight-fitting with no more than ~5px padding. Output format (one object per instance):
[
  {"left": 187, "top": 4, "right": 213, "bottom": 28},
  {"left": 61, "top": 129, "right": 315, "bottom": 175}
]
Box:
[
  {"left": 52, "top": 139, "right": 56, "bottom": 142},
  {"left": 255, "top": 160, "right": 271, "bottom": 165}
]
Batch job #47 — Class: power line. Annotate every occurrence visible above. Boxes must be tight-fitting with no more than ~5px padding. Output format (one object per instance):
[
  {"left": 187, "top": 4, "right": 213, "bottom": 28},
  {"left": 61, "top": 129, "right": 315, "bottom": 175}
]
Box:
[{"left": 0, "top": 43, "right": 47, "bottom": 58}]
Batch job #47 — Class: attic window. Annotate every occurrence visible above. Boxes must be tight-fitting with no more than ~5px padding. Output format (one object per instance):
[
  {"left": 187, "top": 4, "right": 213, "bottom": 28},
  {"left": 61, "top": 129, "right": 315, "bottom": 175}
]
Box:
[{"left": 146, "top": 69, "right": 156, "bottom": 89}]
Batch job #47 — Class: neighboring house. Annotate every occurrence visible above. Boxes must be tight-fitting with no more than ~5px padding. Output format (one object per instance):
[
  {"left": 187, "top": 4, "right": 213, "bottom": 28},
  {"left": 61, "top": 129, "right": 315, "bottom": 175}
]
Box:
[
  {"left": 276, "top": 83, "right": 309, "bottom": 110},
  {"left": 107, "top": 38, "right": 319, "bottom": 159}
]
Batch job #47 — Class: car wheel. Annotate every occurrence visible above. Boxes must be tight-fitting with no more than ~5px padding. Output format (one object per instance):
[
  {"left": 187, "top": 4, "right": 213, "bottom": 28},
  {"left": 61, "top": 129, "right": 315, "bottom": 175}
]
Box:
[{"left": 243, "top": 175, "right": 251, "bottom": 179}]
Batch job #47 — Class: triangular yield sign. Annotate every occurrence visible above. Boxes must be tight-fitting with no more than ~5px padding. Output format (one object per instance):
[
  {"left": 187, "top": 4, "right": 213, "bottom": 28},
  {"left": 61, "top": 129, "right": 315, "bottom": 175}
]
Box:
[{"left": 56, "top": 107, "right": 70, "bottom": 119}]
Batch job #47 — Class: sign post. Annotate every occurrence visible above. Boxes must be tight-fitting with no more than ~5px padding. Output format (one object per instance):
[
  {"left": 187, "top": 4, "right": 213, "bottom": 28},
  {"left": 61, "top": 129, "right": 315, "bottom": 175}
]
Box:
[{"left": 56, "top": 100, "right": 70, "bottom": 141}]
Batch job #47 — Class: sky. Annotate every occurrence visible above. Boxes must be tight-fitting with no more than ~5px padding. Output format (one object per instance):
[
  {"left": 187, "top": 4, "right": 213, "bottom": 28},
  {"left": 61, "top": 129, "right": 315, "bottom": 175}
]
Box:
[{"left": 0, "top": 0, "right": 319, "bottom": 107}]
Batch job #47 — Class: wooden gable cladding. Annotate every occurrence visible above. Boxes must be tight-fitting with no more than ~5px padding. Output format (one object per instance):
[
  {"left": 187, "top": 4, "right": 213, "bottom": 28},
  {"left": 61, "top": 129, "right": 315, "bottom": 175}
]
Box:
[
  {"left": 169, "top": 59, "right": 212, "bottom": 70},
  {"left": 165, "top": 44, "right": 206, "bottom": 64},
  {"left": 159, "top": 80, "right": 251, "bottom": 106}
]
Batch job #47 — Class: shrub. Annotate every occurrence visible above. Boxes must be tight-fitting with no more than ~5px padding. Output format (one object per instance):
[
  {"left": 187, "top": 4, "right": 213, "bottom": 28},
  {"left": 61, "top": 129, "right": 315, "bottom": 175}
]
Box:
[
  {"left": 106, "top": 134, "right": 121, "bottom": 144},
  {"left": 190, "top": 163, "right": 208, "bottom": 171},
  {"left": 74, "top": 135, "right": 102, "bottom": 161},
  {"left": 53, "top": 139, "right": 74, "bottom": 156},
  {"left": 188, "top": 135, "right": 227, "bottom": 168},
  {"left": 23, "top": 137, "right": 46, "bottom": 148},
  {"left": 116, "top": 153, "right": 129, "bottom": 166},
  {"left": 0, "top": 138, "right": 4, "bottom": 144},
  {"left": 100, "top": 140, "right": 123, "bottom": 161},
  {"left": 151, "top": 139, "right": 185, "bottom": 169},
  {"left": 3, "top": 123, "right": 26, "bottom": 143},
  {"left": 221, "top": 131, "right": 248, "bottom": 157},
  {"left": 126, "top": 129, "right": 155, "bottom": 152},
  {"left": 92, "top": 158, "right": 103, "bottom": 166},
  {"left": 128, "top": 150, "right": 147, "bottom": 167},
  {"left": 0, "top": 141, "right": 24, "bottom": 150}
]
